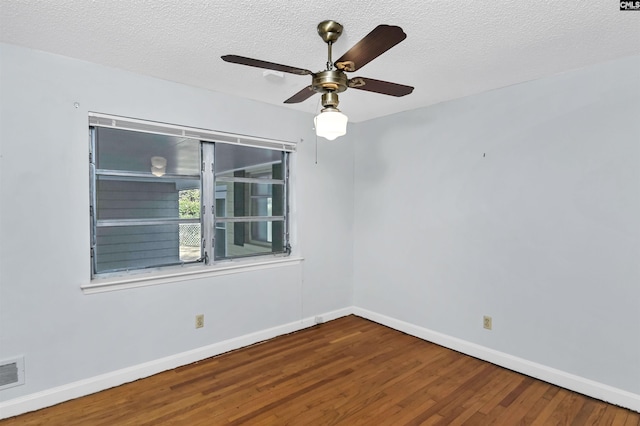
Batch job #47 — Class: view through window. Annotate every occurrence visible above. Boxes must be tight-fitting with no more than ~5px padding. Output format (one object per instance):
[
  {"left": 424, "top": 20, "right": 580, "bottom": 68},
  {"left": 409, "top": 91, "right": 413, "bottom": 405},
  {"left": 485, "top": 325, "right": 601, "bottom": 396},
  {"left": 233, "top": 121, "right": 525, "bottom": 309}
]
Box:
[{"left": 89, "top": 124, "right": 290, "bottom": 277}]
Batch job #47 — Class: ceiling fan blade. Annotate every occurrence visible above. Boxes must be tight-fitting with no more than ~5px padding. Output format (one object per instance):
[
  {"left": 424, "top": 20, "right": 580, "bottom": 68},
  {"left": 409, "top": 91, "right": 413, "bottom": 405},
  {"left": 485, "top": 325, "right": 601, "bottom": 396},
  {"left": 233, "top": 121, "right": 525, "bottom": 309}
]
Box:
[
  {"left": 221, "top": 55, "right": 312, "bottom": 76},
  {"left": 284, "top": 86, "right": 317, "bottom": 104},
  {"left": 334, "top": 25, "right": 407, "bottom": 72},
  {"left": 348, "top": 77, "right": 414, "bottom": 97}
]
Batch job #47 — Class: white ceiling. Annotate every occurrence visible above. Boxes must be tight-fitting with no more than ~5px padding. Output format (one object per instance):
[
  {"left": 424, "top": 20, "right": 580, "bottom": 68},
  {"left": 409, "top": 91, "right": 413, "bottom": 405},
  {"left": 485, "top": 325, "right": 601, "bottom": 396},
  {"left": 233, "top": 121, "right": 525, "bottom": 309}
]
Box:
[{"left": 1, "top": 1, "right": 639, "bottom": 122}]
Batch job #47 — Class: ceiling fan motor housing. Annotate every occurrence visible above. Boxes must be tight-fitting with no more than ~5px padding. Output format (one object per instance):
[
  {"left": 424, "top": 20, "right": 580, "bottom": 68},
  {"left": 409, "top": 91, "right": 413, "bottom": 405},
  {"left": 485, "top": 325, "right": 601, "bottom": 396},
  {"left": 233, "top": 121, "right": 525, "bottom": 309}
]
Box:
[{"left": 312, "top": 70, "right": 348, "bottom": 94}]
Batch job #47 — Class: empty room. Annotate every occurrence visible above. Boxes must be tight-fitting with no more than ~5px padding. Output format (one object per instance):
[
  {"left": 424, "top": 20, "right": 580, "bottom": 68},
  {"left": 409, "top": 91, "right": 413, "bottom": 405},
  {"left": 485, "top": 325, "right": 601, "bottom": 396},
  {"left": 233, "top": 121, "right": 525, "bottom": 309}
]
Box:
[{"left": 0, "top": 1, "right": 639, "bottom": 424}]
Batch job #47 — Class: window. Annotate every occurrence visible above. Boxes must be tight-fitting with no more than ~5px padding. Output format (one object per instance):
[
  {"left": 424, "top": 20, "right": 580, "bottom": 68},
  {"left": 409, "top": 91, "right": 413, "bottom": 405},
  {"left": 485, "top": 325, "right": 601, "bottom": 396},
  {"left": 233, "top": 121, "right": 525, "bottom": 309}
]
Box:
[{"left": 89, "top": 114, "right": 294, "bottom": 277}]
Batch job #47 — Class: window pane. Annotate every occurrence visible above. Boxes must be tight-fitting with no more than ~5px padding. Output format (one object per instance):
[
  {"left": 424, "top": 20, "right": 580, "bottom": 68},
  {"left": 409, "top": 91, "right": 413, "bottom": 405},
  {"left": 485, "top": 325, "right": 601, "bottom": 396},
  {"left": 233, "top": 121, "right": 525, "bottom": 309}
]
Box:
[
  {"left": 251, "top": 219, "right": 271, "bottom": 243},
  {"left": 96, "top": 224, "right": 178, "bottom": 273},
  {"left": 93, "top": 127, "right": 202, "bottom": 274},
  {"left": 251, "top": 198, "right": 271, "bottom": 217},
  {"left": 179, "top": 223, "right": 202, "bottom": 261},
  {"left": 95, "top": 223, "right": 201, "bottom": 273},
  {"left": 215, "top": 143, "right": 284, "bottom": 179},
  {"left": 214, "top": 181, "right": 282, "bottom": 218},
  {"left": 96, "top": 127, "right": 200, "bottom": 176},
  {"left": 214, "top": 220, "right": 285, "bottom": 260},
  {"left": 252, "top": 182, "right": 272, "bottom": 196},
  {"left": 179, "top": 189, "right": 200, "bottom": 219},
  {"left": 96, "top": 177, "right": 201, "bottom": 220}
]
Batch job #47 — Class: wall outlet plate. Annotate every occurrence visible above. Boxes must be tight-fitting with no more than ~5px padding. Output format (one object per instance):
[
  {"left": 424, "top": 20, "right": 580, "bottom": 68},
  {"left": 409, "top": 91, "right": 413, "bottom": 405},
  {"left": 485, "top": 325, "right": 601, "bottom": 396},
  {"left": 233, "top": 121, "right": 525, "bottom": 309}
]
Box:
[
  {"left": 483, "top": 315, "right": 492, "bottom": 330},
  {"left": 195, "top": 314, "right": 204, "bottom": 329}
]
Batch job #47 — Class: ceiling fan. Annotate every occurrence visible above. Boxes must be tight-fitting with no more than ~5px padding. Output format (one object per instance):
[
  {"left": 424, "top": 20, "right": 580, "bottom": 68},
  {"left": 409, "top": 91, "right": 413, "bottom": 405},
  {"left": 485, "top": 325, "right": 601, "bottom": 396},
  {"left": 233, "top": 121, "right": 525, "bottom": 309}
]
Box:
[{"left": 222, "top": 20, "right": 414, "bottom": 140}]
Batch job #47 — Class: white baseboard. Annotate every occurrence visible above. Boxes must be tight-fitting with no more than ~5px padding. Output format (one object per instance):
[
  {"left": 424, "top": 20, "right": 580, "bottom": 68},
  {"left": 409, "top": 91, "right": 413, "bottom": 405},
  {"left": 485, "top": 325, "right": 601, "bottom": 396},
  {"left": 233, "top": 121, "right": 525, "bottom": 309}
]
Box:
[
  {"left": 0, "top": 307, "right": 352, "bottom": 420},
  {"left": 352, "top": 307, "right": 640, "bottom": 413},
  {"left": 2, "top": 305, "right": 638, "bottom": 418}
]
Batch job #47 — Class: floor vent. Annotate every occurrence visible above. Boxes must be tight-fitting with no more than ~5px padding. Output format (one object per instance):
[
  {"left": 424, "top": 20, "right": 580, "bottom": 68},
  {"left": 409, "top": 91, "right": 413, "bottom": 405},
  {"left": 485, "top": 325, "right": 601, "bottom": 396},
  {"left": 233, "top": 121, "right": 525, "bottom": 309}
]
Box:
[{"left": 0, "top": 357, "right": 25, "bottom": 390}]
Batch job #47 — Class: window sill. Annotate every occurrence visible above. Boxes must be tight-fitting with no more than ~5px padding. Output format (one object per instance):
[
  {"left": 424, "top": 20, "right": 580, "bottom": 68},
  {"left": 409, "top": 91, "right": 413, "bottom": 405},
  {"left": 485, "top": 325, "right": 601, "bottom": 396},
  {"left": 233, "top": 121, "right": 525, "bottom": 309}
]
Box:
[{"left": 82, "top": 256, "right": 304, "bottom": 294}]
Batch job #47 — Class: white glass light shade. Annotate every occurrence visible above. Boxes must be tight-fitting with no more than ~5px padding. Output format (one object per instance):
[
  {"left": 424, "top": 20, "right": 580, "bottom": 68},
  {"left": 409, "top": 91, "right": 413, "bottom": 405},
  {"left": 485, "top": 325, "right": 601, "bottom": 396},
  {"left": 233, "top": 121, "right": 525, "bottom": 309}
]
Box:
[
  {"left": 150, "top": 155, "right": 167, "bottom": 176},
  {"left": 151, "top": 166, "right": 166, "bottom": 177},
  {"left": 150, "top": 156, "right": 167, "bottom": 168},
  {"left": 314, "top": 109, "right": 348, "bottom": 141}
]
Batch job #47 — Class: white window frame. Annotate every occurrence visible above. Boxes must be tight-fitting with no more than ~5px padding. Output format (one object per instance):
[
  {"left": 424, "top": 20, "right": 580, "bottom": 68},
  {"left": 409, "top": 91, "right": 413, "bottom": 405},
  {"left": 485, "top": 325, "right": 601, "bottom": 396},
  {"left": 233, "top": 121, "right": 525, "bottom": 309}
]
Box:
[{"left": 87, "top": 113, "right": 296, "bottom": 286}]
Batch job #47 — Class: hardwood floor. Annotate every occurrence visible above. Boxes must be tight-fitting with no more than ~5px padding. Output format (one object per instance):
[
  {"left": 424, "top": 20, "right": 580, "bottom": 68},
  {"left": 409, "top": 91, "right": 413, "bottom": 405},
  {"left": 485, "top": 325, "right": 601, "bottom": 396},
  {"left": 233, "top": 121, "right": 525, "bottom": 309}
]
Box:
[{"left": 1, "top": 315, "right": 638, "bottom": 425}]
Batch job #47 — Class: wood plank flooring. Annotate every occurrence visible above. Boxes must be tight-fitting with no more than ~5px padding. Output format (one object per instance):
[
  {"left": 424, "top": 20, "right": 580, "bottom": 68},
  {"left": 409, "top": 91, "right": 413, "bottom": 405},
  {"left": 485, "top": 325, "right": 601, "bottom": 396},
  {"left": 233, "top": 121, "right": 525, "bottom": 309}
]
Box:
[{"left": 1, "top": 315, "right": 638, "bottom": 425}]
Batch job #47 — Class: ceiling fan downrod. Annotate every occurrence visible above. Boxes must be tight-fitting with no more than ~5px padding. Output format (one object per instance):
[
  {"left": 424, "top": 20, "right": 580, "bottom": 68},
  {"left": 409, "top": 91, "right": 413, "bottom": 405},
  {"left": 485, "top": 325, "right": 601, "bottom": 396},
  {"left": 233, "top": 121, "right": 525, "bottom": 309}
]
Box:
[
  {"left": 317, "top": 20, "right": 344, "bottom": 71},
  {"left": 326, "top": 42, "right": 333, "bottom": 71}
]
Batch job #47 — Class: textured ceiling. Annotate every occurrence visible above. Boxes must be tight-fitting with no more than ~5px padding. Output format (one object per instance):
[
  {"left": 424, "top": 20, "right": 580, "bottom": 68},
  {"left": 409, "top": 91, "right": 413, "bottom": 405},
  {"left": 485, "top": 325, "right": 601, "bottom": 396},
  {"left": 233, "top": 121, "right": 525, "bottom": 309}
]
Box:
[{"left": 1, "top": 1, "right": 639, "bottom": 122}]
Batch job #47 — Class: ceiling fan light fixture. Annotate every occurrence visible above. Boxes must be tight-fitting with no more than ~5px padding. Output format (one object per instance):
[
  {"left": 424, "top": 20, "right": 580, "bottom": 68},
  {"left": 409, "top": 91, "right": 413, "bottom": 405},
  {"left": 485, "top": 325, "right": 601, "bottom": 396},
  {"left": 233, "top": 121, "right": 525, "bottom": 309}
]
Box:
[
  {"left": 151, "top": 165, "right": 166, "bottom": 177},
  {"left": 314, "top": 107, "right": 348, "bottom": 141},
  {"left": 150, "top": 156, "right": 167, "bottom": 168},
  {"left": 150, "top": 156, "right": 167, "bottom": 177}
]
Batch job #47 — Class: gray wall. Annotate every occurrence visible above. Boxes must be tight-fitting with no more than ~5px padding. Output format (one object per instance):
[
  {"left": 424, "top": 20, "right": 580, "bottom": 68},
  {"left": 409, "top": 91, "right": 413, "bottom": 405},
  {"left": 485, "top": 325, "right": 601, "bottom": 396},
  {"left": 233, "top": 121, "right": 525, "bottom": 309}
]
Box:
[
  {"left": 0, "top": 43, "right": 354, "bottom": 401},
  {"left": 353, "top": 54, "right": 640, "bottom": 394}
]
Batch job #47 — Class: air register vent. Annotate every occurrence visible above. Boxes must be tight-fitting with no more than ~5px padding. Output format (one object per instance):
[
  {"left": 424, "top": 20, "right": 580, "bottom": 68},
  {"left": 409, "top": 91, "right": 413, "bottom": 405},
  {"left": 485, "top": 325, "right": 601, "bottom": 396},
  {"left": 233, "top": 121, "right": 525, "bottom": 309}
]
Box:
[{"left": 0, "top": 357, "right": 25, "bottom": 390}]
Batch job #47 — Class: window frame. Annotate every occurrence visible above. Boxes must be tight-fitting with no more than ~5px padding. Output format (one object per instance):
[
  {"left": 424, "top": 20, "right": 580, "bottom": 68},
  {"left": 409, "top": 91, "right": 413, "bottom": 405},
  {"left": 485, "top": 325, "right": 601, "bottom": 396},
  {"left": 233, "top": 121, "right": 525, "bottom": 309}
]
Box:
[
  {"left": 248, "top": 170, "right": 275, "bottom": 245},
  {"left": 88, "top": 113, "right": 295, "bottom": 280}
]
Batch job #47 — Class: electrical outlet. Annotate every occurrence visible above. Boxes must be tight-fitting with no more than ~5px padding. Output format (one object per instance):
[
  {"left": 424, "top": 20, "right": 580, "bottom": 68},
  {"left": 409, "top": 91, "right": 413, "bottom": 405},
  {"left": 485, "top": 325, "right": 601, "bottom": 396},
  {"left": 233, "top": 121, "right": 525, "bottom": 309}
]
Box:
[
  {"left": 195, "top": 314, "right": 204, "bottom": 329},
  {"left": 483, "top": 315, "right": 492, "bottom": 330}
]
